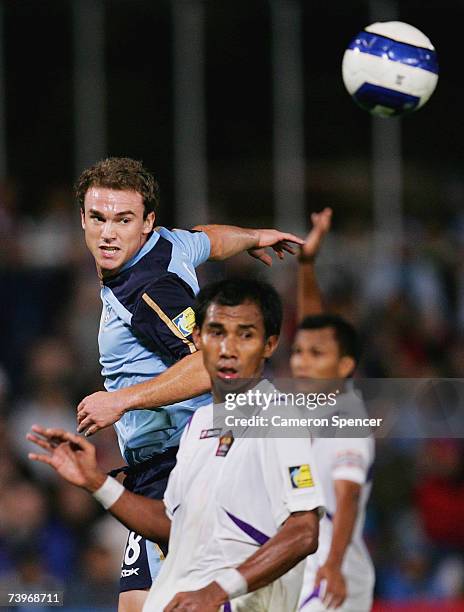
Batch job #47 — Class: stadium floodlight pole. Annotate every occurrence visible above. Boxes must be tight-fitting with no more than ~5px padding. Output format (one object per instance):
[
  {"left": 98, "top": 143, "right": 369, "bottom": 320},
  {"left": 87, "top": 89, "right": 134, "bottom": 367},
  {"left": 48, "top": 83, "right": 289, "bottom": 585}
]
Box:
[
  {"left": 0, "top": 3, "right": 7, "bottom": 181},
  {"left": 369, "top": 0, "right": 403, "bottom": 262},
  {"left": 72, "top": 0, "right": 107, "bottom": 177},
  {"left": 270, "top": 0, "right": 305, "bottom": 235},
  {"left": 172, "top": 0, "right": 209, "bottom": 227}
]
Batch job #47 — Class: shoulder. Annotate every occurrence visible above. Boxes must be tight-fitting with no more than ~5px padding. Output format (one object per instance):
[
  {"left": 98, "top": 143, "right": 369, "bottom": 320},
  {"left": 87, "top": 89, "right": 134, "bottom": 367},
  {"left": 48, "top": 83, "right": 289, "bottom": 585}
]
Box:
[
  {"left": 190, "top": 403, "right": 214, "bottom": 428},
  {"left": 156, "top": 227, "right": 210, "bottom": 268},
  {"left": 136, "top": 272, "right": 196, "bottom": 318},
  {"left": 323, "top": 437, "right": 371, "bottom": 461},
  {"left": 156, "top": 226, "right": 207, "bottom": 248},
  {"left": 181, "top": 403, "right": 214, "bottom": 442}
]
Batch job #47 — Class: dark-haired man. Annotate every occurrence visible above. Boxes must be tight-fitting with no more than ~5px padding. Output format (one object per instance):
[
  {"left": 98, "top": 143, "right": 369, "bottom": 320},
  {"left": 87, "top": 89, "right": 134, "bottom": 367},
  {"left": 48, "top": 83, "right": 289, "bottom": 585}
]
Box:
[
  {"left": 292, "top": 210, "right": 375, "bottom": 612},
  {"left": 73, "top": 157, "right": 304, "bottom": 609},
  {"left": 29, "top": 278, "right": 324, "bottom": 612}
]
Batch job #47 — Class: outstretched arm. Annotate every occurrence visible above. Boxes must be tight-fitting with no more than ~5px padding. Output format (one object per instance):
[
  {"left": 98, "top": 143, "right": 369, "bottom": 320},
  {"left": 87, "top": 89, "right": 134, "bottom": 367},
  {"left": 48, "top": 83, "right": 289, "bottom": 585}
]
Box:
[
  {"left": 297, "top": 208, "right": 332, "bottom": 320},
  {"left": 77, "top": 349, "right": 211, "bottom": 436},
  {"left": 194, "top": 224, "right": 304, "bottom": 265},
  {"left": 27, "top": 426, "right": 171, "bottom": 542},
  {"left": 164, "top": 510, "right": 319, "bottom": 611}
]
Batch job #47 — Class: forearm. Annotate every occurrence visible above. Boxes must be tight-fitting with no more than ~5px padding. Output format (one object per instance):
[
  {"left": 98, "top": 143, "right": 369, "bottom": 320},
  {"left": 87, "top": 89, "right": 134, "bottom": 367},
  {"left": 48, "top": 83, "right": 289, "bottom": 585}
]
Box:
[
  {"left": 83, "top": 471, "right": 171, "bottom": 542},
  {"left": 297, "top": 261, "right": 324, "bottom": 321},
  {"left": 194, "top": 224, "right": 258, "bottom": 260},
  {"left": 235, "top": 511, "right": 319, "bottom": 592},
  {"left": 122, "top": 351, "right": 211, "bottom": 411},
  {"left": 325, "top": 489, "right": 359, "bottom": 568},
  {"left": 108, "top": 490, "right": 171, "bottom": 543},
  {"left": 89, "top": 474, "right": 171, "bottom": 542}
]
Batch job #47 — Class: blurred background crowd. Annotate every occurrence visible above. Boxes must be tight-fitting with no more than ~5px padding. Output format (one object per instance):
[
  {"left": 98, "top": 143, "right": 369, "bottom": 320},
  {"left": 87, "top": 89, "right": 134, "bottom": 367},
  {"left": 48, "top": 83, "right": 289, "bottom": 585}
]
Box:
[
  {"left": 1, "top": 0, "right": 464, "bottom": 610},
  {"left": 1, "top": 188, "right": 464, "bottom": 609}
]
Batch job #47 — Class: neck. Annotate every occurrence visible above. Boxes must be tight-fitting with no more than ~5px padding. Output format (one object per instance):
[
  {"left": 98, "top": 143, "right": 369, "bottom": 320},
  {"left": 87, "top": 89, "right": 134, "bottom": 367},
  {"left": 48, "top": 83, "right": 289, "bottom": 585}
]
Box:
[
  {"left": 97, "top": 263, "right": 119, "bottom": 282},
  {"left": 211, "top": 373, "right": 264, "bottom": 404}
]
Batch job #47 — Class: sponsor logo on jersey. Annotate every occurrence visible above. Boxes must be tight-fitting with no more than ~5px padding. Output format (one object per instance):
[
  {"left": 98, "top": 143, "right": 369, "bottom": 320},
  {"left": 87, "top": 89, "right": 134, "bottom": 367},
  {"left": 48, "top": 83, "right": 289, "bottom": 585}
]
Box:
[
  {"left": 121, "top": 567, "right": 140, "bottom": 577},
  {"left": 200, "top": 428, "right": 222, "bottom": 439},
  {"left": 289, "top": 464, "right": 314, "bottom": 489},
  {"left": 172, "top": 306, "right": 196, "bottom": 337},
  {"left": 216, "top": 430, "right": 234, "bottom": 457}
]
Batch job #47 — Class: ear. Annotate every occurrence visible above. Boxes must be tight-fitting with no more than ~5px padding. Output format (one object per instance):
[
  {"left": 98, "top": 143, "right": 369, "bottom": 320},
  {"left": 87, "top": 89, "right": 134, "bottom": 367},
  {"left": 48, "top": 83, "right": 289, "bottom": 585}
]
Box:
[
  {"left": 263, "top": 335, "right": 279, "bottom": 359},
  {"left": 338, "top": 355, "right": 356, "bottom": 378},
  {"left": 192, "top": 326, "right": 202, "bottom": 351},
  {"left": 144, "top": 211, "right": 156, "bottom": 234},
  {"left": 80, "top": 208, "right": 86, "bottom": 230}
]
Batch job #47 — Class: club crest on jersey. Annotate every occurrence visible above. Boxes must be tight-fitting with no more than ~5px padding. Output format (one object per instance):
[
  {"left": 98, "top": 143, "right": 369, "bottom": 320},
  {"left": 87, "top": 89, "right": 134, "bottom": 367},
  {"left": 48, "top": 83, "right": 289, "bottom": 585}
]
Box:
[
  {"left": 216, "top": 430, "right": 234, "bottom": 457},
  {"left": 172, "top": 306, "right": 196, "bottom": 337},
  {"left": 200, "top": 428, "right": 222, "bottom": 439},
  {"left": 289, "top": 464, "right": 314, "bottom": 489}
]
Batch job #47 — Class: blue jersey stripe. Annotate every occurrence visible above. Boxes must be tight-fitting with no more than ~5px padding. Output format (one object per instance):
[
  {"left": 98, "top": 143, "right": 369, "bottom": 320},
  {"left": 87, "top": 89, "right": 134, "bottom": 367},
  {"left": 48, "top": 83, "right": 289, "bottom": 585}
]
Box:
[
  {"left": 353, "top": 82, "right": 420, "bottom": 115},
  {"left": 348, "top": 30, "right": 439, "bottom": 75}
]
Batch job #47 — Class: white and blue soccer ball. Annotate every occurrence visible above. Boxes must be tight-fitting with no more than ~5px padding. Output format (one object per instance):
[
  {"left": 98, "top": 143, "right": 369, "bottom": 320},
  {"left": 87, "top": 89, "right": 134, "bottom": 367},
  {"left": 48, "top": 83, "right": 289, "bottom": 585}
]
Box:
[{"left": 342, "top": 21, "right": 439, "bottom": 117}]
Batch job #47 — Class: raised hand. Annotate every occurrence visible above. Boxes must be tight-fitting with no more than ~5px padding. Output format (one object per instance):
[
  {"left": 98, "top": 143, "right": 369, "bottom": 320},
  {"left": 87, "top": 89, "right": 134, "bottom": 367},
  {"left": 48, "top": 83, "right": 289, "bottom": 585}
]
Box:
[
  {"left": 299, "top": 208, "right": 332, "bottom": 263},
  {"left": 27, "top": 425, "right": 106, "bottom": 492}
]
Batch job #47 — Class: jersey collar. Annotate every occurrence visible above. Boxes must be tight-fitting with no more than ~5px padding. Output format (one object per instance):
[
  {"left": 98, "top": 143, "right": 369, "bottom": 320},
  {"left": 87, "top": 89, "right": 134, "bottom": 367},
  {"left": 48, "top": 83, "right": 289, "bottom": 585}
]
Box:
[{"left": 119, "top": 230, "right": 160, "bottom": 274}]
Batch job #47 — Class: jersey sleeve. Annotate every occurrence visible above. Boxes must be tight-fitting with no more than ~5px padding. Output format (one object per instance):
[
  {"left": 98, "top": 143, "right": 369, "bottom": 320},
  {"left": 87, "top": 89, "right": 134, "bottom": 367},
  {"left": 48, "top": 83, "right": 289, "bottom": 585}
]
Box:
[
  {"left": 329, "top": 438, "right": 373, "bottom": 485},
  {"left": 260, "top": 437, "right": 325, "bottom": 528},
  {"left": 166, "top": 228, "right": 211, "bottom": 268},
  {"left": 131, "top": 273, "right": 198, "bottom": 360}
]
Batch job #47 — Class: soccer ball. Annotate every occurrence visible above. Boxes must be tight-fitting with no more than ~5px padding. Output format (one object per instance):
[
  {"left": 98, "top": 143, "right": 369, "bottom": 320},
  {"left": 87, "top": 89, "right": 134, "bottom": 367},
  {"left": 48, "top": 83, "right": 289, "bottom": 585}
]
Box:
[{"left": 342, "top": 21, "right": 439, "bottom": 117}]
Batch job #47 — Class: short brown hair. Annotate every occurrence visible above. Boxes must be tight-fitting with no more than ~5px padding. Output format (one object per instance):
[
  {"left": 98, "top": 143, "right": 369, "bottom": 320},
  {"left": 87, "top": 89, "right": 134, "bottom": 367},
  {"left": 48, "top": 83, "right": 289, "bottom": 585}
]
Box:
[{"left": 75, "top": 157, "right": 160, "bottom": 217}]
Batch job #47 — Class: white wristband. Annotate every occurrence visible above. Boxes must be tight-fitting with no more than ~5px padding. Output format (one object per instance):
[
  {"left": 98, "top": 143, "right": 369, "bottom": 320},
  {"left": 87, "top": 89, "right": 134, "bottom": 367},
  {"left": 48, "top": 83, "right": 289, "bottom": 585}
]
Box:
[
  {"left": 215, "top": 568, "right": 248, "bottom": 600},
  {"left": 92, "top": 476, "right": 125, "bottom": 510}
]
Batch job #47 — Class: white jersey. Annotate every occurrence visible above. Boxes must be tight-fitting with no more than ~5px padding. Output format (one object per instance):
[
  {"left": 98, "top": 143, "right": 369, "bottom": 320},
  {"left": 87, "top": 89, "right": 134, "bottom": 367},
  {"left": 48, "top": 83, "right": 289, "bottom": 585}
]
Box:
[
  {"left": 299, "top": 391, "right": 375, "bottom": 612},
  {"left": 143, "top": 401, "right": 325, "bottom": 612}
]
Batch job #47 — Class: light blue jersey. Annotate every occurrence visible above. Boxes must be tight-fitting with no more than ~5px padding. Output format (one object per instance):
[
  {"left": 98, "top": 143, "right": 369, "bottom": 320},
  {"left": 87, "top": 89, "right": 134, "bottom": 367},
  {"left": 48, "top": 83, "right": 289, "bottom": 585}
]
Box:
[{"left": 98, "top": 227, "right": 211, "bottom": 465}]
